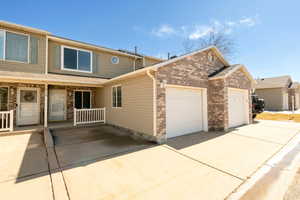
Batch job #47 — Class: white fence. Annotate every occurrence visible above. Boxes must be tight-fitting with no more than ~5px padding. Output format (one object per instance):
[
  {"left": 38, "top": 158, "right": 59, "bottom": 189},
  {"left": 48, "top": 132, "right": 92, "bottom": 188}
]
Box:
[
  {"left": 0, "top": 110, "right": 14, "bottom": 132},
  {"left": 74, "top": 108, "right": 106, "bottom": 126}
]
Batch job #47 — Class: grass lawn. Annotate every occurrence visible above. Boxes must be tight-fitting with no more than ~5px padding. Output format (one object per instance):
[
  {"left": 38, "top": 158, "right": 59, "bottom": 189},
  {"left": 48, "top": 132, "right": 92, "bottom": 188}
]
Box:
[{"left": 256, "top": 112, "right": 300, "bottom": 123}]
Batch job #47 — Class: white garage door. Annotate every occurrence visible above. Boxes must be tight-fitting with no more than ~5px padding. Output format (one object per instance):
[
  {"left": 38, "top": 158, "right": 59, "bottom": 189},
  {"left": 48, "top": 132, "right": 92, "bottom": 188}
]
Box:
[
  {"left": 296, "top": 94, "right": 300, "bottom": 109},
  {"left": 283, "top": 93, "right": 289, "bottom": 110},
  {"left": 166, "top": 87, "right": 205, "bottom": 138},
  {"left": 228, "top": 88, "right": 249, "bottom": 128}
]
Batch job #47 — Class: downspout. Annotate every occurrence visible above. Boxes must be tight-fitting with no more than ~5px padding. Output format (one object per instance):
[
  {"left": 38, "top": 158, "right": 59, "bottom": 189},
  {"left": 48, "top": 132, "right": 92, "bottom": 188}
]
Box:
[
  {"left": 44, "top": 35, "right": 49, "bottom": 128},
  {"left": 146, "top": 70, "right": 157, "bottom": 136},
  {"left": 142, "top": 56, "right": 145, "bottom": 67},
  {"left": 133, "top": 57, "right": 136, "bottom": 71}
]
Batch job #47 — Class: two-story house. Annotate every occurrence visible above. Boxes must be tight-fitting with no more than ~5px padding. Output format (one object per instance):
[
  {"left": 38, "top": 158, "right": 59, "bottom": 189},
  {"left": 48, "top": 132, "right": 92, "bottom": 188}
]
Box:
[{"left": 0, "top": 21, "right": 255, "bottom": 142}]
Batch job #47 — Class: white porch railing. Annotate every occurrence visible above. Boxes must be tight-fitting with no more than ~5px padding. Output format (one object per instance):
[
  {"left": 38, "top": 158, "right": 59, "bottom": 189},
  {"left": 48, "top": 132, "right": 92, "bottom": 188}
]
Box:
[
  {"left": 74, "top": 108, "right": 106, "bottom": 126},
  {"left": 0, "top": 110, "right": 14, "bottom": 132}
]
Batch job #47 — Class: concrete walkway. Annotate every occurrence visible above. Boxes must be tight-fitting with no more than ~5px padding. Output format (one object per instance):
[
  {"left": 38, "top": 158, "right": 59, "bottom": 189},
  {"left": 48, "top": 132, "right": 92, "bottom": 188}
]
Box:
[{"left": 0, "top": 121, "right": 299, "bottom": 200}]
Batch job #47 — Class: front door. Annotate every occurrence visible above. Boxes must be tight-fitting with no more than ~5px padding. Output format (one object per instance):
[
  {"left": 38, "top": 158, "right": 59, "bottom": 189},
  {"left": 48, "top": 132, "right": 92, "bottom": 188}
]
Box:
[
  {"left": 17, "top": 88, "right": 40, "bottom": 126},
  {"left": 49, "top": 89, "right": 67, "bottom": 121}
]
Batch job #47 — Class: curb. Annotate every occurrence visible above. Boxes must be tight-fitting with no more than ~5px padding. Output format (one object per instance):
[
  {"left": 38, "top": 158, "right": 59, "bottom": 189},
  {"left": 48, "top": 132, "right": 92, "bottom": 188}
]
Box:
[{"left": 227, "top": 133, "right": 300, "bottom": 200}]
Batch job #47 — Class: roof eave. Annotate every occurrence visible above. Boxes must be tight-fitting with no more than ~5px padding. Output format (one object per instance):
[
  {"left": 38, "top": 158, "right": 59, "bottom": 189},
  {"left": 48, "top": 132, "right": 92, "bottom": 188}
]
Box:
[
  {"left": 0, "top": 20, "right": 50, "bottom": 35},
  {"left": 48, "top": 35, "right": 142, "bottom": 59}
]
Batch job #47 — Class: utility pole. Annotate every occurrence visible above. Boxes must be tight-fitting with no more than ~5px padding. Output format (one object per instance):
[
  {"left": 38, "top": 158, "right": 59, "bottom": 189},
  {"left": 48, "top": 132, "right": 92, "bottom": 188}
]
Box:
[{"left": 134, "top": 46, "right": 138, "bottom": 55}]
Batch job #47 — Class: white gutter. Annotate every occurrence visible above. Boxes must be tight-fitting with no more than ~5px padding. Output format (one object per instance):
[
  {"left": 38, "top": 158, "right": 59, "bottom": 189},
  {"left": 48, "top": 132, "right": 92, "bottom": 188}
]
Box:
[{"left": 146, "top": 70, "right": 157, "bottom": 136}]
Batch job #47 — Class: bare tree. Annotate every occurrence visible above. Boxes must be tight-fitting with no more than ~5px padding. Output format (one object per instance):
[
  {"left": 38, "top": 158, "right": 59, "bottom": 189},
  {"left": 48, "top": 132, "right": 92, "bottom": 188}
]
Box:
[{"left": 183, "top": 28, "right": 236, "bottom": 59}]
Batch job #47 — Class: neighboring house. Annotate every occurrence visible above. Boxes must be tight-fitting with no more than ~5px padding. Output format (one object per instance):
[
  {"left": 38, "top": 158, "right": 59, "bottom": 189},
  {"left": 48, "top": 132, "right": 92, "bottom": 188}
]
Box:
[
  {"left": 288, "top": 82, "right": 300, "bottom": 110},
  {"left": 255, "top": 76, "right": 292, "bottom": 111},
  {"left": 0, "top": 21, "right": 255, "bottom": 142}
]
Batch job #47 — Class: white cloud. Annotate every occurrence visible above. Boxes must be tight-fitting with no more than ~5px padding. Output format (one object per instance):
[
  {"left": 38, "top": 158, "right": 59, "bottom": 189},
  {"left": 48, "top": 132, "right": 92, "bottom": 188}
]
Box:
[
  {"left": 226, "top": 21, "right": 236, "bottom": 27},
  {"left": 188, "top": 26, "right": 214, "bottom": 40},
  {"left": 239, "top": 17, "right": 257, "bottom": 26},
  {"left": 150, "top": 15, "right": 260, "bottom": 39},
  {"left": 151, "top": 24, "right": 176, "bottom": 37}
]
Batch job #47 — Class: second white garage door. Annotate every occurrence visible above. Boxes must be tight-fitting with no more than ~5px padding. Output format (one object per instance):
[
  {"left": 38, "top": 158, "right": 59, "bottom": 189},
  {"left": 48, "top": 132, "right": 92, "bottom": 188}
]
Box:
[
  {"left": 166, "top": 87, "right": 206, "bottom": 138},
  {"left": 228, "top": 88, "right": 250, "bottom": 128}
]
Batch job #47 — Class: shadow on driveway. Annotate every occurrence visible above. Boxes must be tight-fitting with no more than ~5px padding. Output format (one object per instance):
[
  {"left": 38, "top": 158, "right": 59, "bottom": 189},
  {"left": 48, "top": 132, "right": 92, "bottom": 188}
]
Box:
[
  {"left": 51, "top": 125, "right": 156, "bottom": 169},
  {"left": 167, "top": 131, "right": 227, "bottom": 150}
]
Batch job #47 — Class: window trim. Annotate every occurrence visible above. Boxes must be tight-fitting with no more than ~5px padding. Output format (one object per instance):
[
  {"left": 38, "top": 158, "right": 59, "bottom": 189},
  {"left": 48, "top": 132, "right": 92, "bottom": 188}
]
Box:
[
  {"left": 61, "top": 45, "right": 93, "bottom": 73},
  {"left": 0, "top": 86, "right": 9, "bottom": 111},
  {"left": 112, "top": 85, "right": 122, "bottom": 108},
  {"left": 0, "top": 29, "right": 30, "bottom": 64},
  {"left": 73, "top": 90, "right": 92, "bottom": 109}
]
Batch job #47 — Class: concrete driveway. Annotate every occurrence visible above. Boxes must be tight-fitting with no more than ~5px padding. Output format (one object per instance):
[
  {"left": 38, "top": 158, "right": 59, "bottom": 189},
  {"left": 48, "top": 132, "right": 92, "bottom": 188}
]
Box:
[
  {"left": 1, "top": 121, "right": 299, "bottom": 200},
  {"left": 0, "top": 132, "right": 53, "bottom": 200},
  {"left": 52, "top": 121, "right": 300, "bottom": 200}
]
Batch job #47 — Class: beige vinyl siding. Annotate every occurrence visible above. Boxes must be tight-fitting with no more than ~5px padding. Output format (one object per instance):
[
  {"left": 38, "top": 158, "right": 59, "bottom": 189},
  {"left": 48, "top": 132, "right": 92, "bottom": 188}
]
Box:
[
  {"left": 48, "top": 40, "right": 136, "bottom": 78},
  {"left": 134, "top": 57, "right": 162, "bottom": 70},
  {"left": 255, "top": 88, "right": 285, "bottom": 110},
  {"left": 96, "top": 75, "right": 154, "bottom": 135},
  {"left": 144, "top": 57, "right": 161, "bottom": 66},
  {"left": 0, "top": 26, "right": 46, "bottom": 74}
]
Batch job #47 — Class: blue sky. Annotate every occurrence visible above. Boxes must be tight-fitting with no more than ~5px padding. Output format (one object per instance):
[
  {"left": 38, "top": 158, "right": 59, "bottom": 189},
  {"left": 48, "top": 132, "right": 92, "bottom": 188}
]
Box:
[{"left": 1, "top": 0, "right": 300, "bottom": 80}]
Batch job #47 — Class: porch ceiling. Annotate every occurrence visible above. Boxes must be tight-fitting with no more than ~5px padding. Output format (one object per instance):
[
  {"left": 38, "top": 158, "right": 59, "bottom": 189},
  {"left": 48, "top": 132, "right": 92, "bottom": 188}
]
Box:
[{"left": 0, "top": 70, "right": 106, "bottom": 87}]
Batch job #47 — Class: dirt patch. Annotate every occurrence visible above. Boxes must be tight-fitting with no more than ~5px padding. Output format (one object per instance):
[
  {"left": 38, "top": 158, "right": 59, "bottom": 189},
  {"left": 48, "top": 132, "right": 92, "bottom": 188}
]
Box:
[{"left": 256, "top": 113, "right": 300, "bottom": 123}]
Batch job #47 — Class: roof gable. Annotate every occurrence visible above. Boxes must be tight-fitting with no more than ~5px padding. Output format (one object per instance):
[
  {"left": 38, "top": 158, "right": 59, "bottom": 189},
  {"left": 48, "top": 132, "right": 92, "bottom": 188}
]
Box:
[
  {"left": 152, "top": 46, "right": 230, "bottom": 70},
  {"left": 255, "top": 75, "right": 292, "bottom": 89},
  {"left": 209, "top": 64, "right": 256, "bottom": 84}
]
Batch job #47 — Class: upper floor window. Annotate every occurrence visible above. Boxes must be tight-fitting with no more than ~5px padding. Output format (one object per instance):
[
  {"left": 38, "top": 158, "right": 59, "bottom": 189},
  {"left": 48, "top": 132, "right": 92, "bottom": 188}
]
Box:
[
  {"left": 62, "top": 46, "right": 92, "bottom": 73},
  {"left": 0, "top": 30, "right": 29, "bottom": 63}
]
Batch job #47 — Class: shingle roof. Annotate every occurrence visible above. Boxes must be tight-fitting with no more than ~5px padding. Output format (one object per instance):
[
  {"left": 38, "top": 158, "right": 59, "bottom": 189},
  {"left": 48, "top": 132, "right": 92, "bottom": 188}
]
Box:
[
  {"left": 290, "top": 82, "right": 300, "bottom": 89},
  {"left": 0, "top": 70, "right": 107, "bottom": 87},
  {"left": 208, "top": 64, "right": 239, "bottom": 78},
  {"left": 255, "top": 75, "right": 292, "bottom": 89}
]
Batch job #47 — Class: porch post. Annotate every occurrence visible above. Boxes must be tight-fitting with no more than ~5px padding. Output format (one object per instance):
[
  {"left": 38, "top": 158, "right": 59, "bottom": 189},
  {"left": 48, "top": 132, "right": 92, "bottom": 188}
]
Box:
[
  {"left": 44, "top": 84, "right": 48, "bottom": 128},
  {"left": 10, "top": 110, "right": 14, "bottom": 132}
]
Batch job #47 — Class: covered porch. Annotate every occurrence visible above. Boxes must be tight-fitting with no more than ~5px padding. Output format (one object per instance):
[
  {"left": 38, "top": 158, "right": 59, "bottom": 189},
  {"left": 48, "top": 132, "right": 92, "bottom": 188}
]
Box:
[{"left": 0, "top": 71, "right": 106, "bottom": 133}]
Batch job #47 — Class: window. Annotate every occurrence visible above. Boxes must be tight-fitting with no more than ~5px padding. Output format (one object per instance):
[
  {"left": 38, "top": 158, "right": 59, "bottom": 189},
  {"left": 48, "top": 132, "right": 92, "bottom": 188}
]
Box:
[
  {"left": 62, "top": 46, "right": 92, "bottom": 72},
  {"left": 74, "top": 91, "right": 91, "bottom": 109},
  {"left": 111, "top": 56, "right": 119, "bottom": 64},
  {"left": 0, "top": 30, "right": 29, "bottom": 62},
  {"left": 112, "top": 85, "right": 122, "bottom": 108},
  {"left": 0, "top": 87, "right": 8, "bottom": 111}
]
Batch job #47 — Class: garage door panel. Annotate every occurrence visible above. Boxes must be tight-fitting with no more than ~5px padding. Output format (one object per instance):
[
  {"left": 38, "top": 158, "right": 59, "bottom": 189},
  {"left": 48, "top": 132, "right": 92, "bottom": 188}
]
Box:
[
  {"left": 166, "top": 87, "right": 204, "bottom": 138},
  {"left": 228, "top": 89, "right": 249, "bottom": 128}
]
